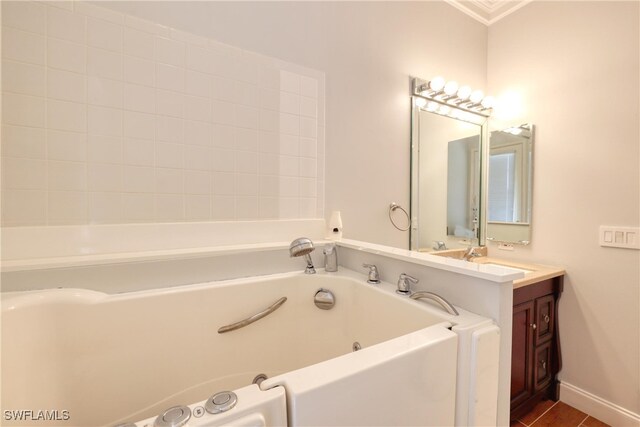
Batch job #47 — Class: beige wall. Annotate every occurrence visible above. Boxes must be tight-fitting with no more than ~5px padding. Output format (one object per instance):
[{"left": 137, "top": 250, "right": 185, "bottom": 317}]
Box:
[
  {"left": 100, "top": 1, "right": 489, "bottom": 247},
  {"left": 488, "top": 1, "right": 640, "bottom": 418}
]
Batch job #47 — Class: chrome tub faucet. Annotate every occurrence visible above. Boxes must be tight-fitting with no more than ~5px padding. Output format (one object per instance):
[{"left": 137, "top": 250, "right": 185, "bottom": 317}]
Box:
[{"left": 396, "top": 273, "right": 418, "bottom": 295}]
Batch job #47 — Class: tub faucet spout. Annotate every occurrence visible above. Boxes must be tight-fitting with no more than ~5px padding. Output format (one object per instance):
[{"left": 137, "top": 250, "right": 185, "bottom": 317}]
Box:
[{"left": 463, "top": 246, "right": 482, "bottom": 261}]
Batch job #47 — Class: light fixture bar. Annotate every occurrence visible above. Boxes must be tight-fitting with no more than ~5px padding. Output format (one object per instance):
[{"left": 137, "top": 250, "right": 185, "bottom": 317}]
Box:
[{"left": 411, "top": 77, "right": 494, "bottom": 118}]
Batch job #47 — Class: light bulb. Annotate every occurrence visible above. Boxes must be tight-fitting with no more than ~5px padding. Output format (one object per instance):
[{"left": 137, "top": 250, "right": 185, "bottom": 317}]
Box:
[
  {"left": 481, "top": 96, "right": 495, "bottom": 109},
  {"left": 470, "top": 90, "right": 484, "bottom": 104},
  {"left": 444, "top": 81, "right": 458, "bottom": 96},
  {"left": 426, "top": 102, "right": 438, "bottom": 111},
  {"left": 415, "top": 97, "right": 427, "bottom": 108},
  {"left": 457, "top": 86, "right": 472, "bottom": 100},
  {"left": 429, "top": 76, "right": 445, "bottom": 92},
  {"left": 438, "top": 105, "right": 450, "bottom": 115}
]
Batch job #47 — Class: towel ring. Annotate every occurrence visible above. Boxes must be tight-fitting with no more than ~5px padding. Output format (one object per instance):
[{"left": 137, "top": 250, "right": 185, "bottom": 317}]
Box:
[{"left": 389, "top": 202, "right": 410, "bottom": 231}]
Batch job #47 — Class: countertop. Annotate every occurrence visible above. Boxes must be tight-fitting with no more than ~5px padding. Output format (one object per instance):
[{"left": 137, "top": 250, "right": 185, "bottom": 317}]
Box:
[{"left": 471, "top": 257, "right": 565, "bottom": 289}]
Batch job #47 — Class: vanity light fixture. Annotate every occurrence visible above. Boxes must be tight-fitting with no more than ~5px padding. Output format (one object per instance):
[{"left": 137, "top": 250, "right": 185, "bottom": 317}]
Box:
[{"left": 412, "top": 76, "right": 495, "bottom": 119}]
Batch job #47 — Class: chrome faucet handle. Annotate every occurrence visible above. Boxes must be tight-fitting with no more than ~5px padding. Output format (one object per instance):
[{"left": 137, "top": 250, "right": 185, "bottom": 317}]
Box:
[
  {"left": 362, "top": 264, "right": 380, "bottom": 284},
  {"left": 397, "top": 273, "right": 418, "bottom": 295}
]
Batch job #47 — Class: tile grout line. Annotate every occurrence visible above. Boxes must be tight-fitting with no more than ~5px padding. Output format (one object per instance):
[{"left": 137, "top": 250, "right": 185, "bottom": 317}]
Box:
[{"left": 525, "top": 400, "right": 559, "bottom": 426}]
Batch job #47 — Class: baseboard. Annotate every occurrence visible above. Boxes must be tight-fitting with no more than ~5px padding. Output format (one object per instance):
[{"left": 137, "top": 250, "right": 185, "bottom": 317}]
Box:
[{"left": 560, "top": 381, "right": 640, "bottom": 427}]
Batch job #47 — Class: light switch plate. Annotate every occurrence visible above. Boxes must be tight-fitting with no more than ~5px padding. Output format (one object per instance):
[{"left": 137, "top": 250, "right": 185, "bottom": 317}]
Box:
[{"left": 599, "top": 226, "right": 640, "bottom": 249}]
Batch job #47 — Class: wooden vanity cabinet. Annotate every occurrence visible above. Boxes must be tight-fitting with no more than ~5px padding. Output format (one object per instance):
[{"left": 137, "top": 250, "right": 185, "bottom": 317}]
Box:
[{"left": 510, "top": 276, "right": 564, "bottom": 421}]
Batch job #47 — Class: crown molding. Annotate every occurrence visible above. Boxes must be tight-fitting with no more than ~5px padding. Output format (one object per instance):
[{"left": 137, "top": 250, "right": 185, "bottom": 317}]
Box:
[{"left": 444, "top": 0, "right": 534, "bottom": 26}]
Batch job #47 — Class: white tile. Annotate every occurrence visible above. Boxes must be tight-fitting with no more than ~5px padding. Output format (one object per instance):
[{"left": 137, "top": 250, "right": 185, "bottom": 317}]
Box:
[
  {"left": 156, "top": 36, "right": 185, "bottom": 67},
  {"left": 48, "top": 100, "right": 86, "bottom": 132},
  {"left": 235, "top": 128, "right": 258, "bottom": 152},
  {"left": 2, "top": 1, "right": 46, "bottom": 34},
  {"left": 211, "top": 100, "right": 236, "bottom": 126},
  {"left": 89, "top": 192, "right": 123, "bottom": 223},
  {"left": 123, "top": 166, "right": 155, "bottom": 193},
  {"left": 1, "top": 190, "right": 47, "bottom": 226},
  {"left": 157, "top": 90, "right": 184, "bottom": 118},
  {"left": 156, "top": 142, "right": 184, "bottom": 169},
  {"left": 184, "top": 120, "right": 211, "bottom": 146},
  {"left": 300, "top": 76, "right": 318, "bottom": 99},
  {"left": 125, "top": 15, "right": 168, "bottom": 36},
  {"left": 155, "top": 168, "right": 183, "bottom": 193},
  {"left": 259, "top": 197, "right": 278, "bottom": 219},
  {"left": 47, "top": 6, "right": 85, "bottom": 43},
  {"left": 2, "top": 27, "right": 45, "bottom": 65},
  {"left": 211, "top": 51, "right": 234, "bottom": 79},
  {"left": 124, "top": 84, "right": 156, "bottom": 114},
  {"left": 48, "top": 160, "right": 87, "bottom": 191},
  {"left": 88, "top": 135, "right": 122, "bottom": 164},
  {"left": 48, "top": 191, "right": 87, "bottom": 223},
  {"left": 260, "top": 88, "right": 279, "bottom": 111},
  {"left": 299, "top": 197, "right": 317, "bottom": 218},
  {"left": 184, "top": 145, "right": 212, "bottom": 171},
  {"left": 236, "top": 151, "right": 258, "bottom": 174},
  {"left": 47, "top": 2, "right": 74, "bottom": 12},
  {"left": 279, "top": 134, "right": 299, "bottom": 156},
  {"left": 258, "top": 153, "right": 278, "bottom": 175},
  {"left": 156, "top": 63, "right": 185, "bottom": 92},
  {"left": 186, "top": 70, "right": 212, "bottom": 98},
  {"left": 212, "top": 172, "right": 235, "bottom": 195},
  {"left": 124, "top": 111, "right": 155, "bottom": 140},
  {"left": 300, "top": 117, "right": 317, "bottom": 138},
  {"left": 87, "top": 18, "right": 122, "bottom": 52},
  {"left": 211, "top": 195, "right": 235, "bottom": 220},
  {"left": 184, "top": 96, "right": 211, "bottom": 123},
  {"left": 235, "top": 105, "right": 259, "bottom": 129},
  {"left": 300, "top": 96, "right": 317, "bottom": 118},
  {"left": 212, "top": 124, "right": 235, "bottom": 149},
  {"left": 156, "top": 117, "right": 183, "bottom": 143},
  {"left": 122, "top": 193, "right": 154, "bottom": 221},
  {"left": 124, "top": 27, "right": 155, "bottom": 60},
  {"left": 279, "top": 156, "right": 299, "bottom": 177},
  {"left": 236, "top": 196, "right": 258, "bottom": 219},
  {"left": 300, "top": 157, "right": 317, "bottom": 178},
  {"left": 184, "top": 170, "right": 211, "bottom": 195},
  {"left": 2, "top": 93, "right": 45, "bottom": 128},
  {"left": 279, "top": 113, "right": 299, "bottom": 136},
  {"left": 279, "top": 197, "right": 299, "bottom": 219},
  {"left": 259, "top": 175, "right": 278, "bottom": 196},
  {"left": 299, "top": 137, "right": 317, "bottom": 158},
  {"left": 211, "top": 76, "right": 237, "bottom": 103},
  {"left": 2, "top": 157, "right": 47, "bottom": 190},
  {"left": 3, "top": 61, "right": 46, "bottom": 97},
  {"left": 2, "top": 126, "right": 46, "bottom": 159},
  {"left": 155, "top": 194, "right": 184, "bottom": 221},
  {"left": 299, "top": 177, "right": 317, "bottom": 197},
  {"left": 48, "top": 130, "right": 86, "bottom": 162},
  {"left": 279, "top": 92, "right": 300, "bottom": 115},
  {"left": 236, "top": 173, "right": 257, "bottom": 196},
  {"left": 259, "top": 109, "right": 278, "bottom": 132},
  {"left": 124, "top": 138, "right": 155, "bottom": 166},
  {"left": 171, "top": 29, "right": 208, "bottom": 48},
  {"left": 88, "top": 48, "right": 123, "bottom": 80},
  {"left": 187, "top": 45, "right": 213, "bottom": 73},
  {"left": 258, "top": 131, "right": 278, "bottom": 154},
  {"left": 185, "top": 195, "right": 210, "bottom": 220},
  {"left": 75, "top": 2, "right": 124, "bottom": 25},
  {"left": 232, "top": 58, "right": 258, "bottom": 84},
  {"left": 88, "top": 77, "right": 123, "bottom": 108},
  {"left": 259, "top": 66, "right": 280, "bottom": 90},
  {"left": 280, "top": 71, "right": 300, "bottom": 94},
  {"left": 47, "top": 38, "right": 85, "bottom": 72},
  {"left": 88, "top": 106, "right": 122, "bottom": 137},
  {"left": 238, "top": 84, "right": 260, "bottom": 108},
  {"left": 88, "top": 163, "right": 123, "bottom": 192},
  {"left": 124, "top": 56, "right": 155, "bottom": 86},
  {"left": 212, "top": 148, "right": 235, "bottom": 172},
  {"left": 47, "top": 69, "right": 86, "bottom": 103}
]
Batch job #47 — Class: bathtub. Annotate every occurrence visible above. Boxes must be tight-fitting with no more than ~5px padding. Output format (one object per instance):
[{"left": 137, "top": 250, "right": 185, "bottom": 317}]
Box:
[{"left": 1, "top": 269, "right": 499, "bottom": 427}]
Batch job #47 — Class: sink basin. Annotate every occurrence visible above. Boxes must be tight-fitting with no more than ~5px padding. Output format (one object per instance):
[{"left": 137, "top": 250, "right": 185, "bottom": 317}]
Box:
[{"left": 483, "top": 263, "right": 533, "bottom": 274}]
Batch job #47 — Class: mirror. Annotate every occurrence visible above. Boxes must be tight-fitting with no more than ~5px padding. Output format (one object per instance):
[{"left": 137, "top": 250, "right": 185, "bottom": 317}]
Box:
[
  {"left": 410, "top": 97, "right": 488, "bottom": 252},
  {"left": 486, "top": 124, "right": 534, "bottom": 245},
  {"left": 410, "top": 96, "right": 534, "bottom": 251}
]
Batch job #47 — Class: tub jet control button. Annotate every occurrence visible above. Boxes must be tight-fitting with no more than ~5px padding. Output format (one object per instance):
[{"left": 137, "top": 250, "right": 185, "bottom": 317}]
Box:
[
  {"left": 154, "top": 405, "right": 191, "bottom": 427},
  {"left": 205, "top": 391, "right": 238, "bottom": 414}
]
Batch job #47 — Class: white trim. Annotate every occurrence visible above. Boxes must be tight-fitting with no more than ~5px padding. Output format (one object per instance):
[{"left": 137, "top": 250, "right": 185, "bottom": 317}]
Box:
[
  {"left": 445, "top": 0, "right": 534, "bottom": 26},
  {"left": 560, "top": 381, "right": 640, "bottom": 427},
  {"left": 443, "top": 0, "right": 490, "bottom": 25},
  {"left": 487, "top": 0, "right": 535, "bottom": 25}
]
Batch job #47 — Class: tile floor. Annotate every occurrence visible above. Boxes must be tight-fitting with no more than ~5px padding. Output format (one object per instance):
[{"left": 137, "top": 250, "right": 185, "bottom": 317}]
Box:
[{"left": 511, "top": 400, "right": 610, "bottom": 427}]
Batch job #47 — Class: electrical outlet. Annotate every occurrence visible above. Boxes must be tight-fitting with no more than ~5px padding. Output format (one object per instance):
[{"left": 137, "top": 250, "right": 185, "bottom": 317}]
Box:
[
  {"left": 599, "top": 226, "right": 640, "bottom": 249},
  {"left": 497, "top": 243, "right": 514, "bottom": 251}
]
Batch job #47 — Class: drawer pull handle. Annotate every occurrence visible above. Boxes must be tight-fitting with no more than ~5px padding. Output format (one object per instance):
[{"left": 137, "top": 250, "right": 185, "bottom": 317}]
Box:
[
  {"left": 530, "top": 323, "right": 537, "bottom": 330},
  {"left": 540, "top": 360, "right": 547, "bottom": 370},
  {"left": 544, "top": 314, "right": 550, "bottom": 323}
]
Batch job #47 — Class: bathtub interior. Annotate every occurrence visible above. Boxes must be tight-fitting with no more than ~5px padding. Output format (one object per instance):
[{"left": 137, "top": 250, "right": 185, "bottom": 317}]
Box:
[{"left": 1, "top": 270, "right": 458, "bottom": 426}]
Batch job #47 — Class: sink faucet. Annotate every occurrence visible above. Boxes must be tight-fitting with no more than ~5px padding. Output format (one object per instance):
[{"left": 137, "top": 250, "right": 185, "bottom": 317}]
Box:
[
  {"left": 396, "top": 273, "right": 418, "bottom": 295},
  {"left": 463, "top": 246, "right": 482, "bottom": 261}
]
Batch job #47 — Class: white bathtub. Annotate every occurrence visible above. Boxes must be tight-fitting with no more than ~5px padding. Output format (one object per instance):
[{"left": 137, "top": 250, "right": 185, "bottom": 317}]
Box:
[{"left": 1, "top": 269, "right": 499, "bottom": 426}]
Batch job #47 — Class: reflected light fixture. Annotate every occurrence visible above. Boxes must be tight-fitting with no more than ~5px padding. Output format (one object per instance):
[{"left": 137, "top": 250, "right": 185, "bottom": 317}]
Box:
[{"left": 412, "top": 76, "right": 495, "bottom": 119}]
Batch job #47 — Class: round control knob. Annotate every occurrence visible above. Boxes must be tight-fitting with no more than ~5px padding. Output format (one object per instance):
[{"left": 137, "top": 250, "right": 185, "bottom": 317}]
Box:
[
  {"left": 205, "top": 391, "right": 238, "bottom": 414},
  {"left": 154, "top": 405, "right": 191, "bottom": 427}
]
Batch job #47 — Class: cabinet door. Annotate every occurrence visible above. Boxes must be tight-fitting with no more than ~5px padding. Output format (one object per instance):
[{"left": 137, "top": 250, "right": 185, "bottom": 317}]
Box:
[
  {"left": 535, "top": 295, "right": 555, "bottom": 345},
  {"left": 534, "top": 341, "right": 552, "bottom": 391},
  {"left": 511, "top": 301, "right": 535, "bottom": 408}
]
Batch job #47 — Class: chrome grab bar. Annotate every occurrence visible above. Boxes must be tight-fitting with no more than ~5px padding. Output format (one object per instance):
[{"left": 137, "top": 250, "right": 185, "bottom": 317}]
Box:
[
  {"left": 218, "top": 297, "right": 287, "bottom": 334},
  {"left": 410, "top": 291, "right": 459, "bottom": 316}
]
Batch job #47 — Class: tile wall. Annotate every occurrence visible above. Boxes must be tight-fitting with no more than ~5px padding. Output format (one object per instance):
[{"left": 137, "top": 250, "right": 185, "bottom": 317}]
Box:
[{"left": 1, "top": 1, "right": 325, "bottom": 226}]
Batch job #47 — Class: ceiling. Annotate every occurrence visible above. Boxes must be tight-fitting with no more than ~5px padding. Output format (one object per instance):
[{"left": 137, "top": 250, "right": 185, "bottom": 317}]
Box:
[{"left": 444, "top": 0, "right": 534, "bottom": 25}]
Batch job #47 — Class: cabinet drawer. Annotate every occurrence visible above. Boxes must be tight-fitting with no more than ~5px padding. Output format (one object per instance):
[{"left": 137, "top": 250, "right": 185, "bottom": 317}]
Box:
[
  {"left": 535, "top": 295, "right": 555, "bottom": 345},
  {"left": 534, "top": 341, "right": 552, "bottom": 391}
]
